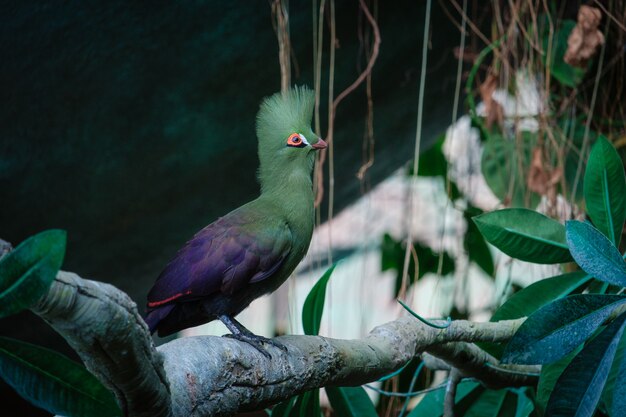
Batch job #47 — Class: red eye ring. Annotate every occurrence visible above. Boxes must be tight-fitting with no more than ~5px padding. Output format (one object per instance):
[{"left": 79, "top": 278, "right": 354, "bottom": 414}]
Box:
[{"left": 287, "top": 133, "right": 303, "bottom": 146}]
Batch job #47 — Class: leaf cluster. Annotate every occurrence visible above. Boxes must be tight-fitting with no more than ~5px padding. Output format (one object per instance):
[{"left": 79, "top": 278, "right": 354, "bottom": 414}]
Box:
[{"left": 473, "top": 136, "right": 626, "bottom": 416}]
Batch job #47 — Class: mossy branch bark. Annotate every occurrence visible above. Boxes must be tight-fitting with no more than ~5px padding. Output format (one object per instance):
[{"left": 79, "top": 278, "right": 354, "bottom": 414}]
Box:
[{"left": 31, "top": 271, "right": 535, "bottom": 417}]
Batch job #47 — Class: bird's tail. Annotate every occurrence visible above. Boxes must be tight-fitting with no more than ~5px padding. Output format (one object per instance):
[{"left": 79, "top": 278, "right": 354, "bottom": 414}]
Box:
[{"left": 144, "top": 304, "right": 175, "bottom": 334}]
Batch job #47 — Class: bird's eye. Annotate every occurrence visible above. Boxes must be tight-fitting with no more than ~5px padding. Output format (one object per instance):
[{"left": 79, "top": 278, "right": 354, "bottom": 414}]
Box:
[{"left": 287, "top": 133, "right": 306, "bottom": 148}]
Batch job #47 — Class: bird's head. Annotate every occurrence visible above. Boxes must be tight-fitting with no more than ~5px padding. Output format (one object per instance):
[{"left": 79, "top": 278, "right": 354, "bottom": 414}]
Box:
[{"left": 255, "top": 86, "right": 326, "bottom": 192}]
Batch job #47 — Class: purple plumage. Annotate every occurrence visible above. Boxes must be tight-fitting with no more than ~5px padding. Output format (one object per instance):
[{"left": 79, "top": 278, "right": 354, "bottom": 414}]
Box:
[{"left": 146, "top": 207, "right": 292, "bottom": 336}]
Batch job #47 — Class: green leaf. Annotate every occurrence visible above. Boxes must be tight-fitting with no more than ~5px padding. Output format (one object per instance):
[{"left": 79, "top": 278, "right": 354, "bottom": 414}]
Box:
[
  {"left": 502, "top": 294, "right": 626, "bottom": 364},
  {"left": 515, "top": 388, "right": 536, "bottom": 417},
  {"left": 325, "top": 386, "right": 377, "bottom": 417},
  {"left": 406, "top": 381, "right": 481, "bottom": 417},
  {"left": 292, "top": 390, "right": 321, "bottom": 417},
  {"left": 566, "top": 221, "right": 626, "bottom": 287},
  {"left": 302, "top": 264, "right": 336, "bottom": 336},
  {"left": 536, "top": 348, "right": 580, "bottom": 415},
  {"left": 271, "top": 397, "right": 296, "bottom": 416},
  {"left": 0, "top": 336, "right": 120, "bottom": 417},
  {"left": 464, "top": 389, "right": 518, "bottom": 417},
  {"left": 602, "top": 328, "right": 626, "bottom": 416},
  {"left": 473, "top": 209, "right": 573, "bottom": 264},
  {"left": 464, "top": 206, "right": 494, "bottom": 277},
  {"left": 0, "top": 230, "right": 66, "bottom": 318},
  {"left": 481, "top": 131, "right": 540, "bottom": 208},
  {"left": 583, "top": 136, "right": 626, "bottom": 246},
  {"left": 380, "top": 233, "right": 400, "bottom": 272},
  {"left": 413, "top": 134, "right": 447, "bottom": 177},
  {"left": 491, "top": 272, "right": 590, "bottom": 322},
  {"left": 408, "top": 135, "right": 461, "bottom": 201},
  {"left": 446, "top": 180, "right": 462, "bottom": 202},
  {"left": 542, "top": 19, "right": 588, "bottom": 88},
  {"left": 481, "top": 272, "right": 591, "bottom": 359},
  {"left": 545, "top": 312, "right": 626, "bottom": 417},
  {"left": 453, "top": 384, "right": 490, "bottom": 415}
]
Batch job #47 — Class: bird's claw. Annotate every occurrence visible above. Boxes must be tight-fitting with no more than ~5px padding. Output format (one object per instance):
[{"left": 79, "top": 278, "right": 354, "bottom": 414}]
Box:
[
  {"left": 266, "top": 337, "right": 289, "bottom": 352},
  {"left": 224, "top": 333, "right": 287, "bottom": 358}
]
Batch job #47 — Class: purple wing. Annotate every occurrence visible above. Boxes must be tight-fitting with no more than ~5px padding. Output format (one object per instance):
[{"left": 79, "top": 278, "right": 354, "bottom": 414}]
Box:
[{"left": 147, "top": 211, "right": 292, "bottom": 312}]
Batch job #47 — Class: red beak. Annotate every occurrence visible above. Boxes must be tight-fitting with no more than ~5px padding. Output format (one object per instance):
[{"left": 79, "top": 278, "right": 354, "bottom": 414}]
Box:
[{"left": 312, "top": 138, "right": 328, "bottom": 150}]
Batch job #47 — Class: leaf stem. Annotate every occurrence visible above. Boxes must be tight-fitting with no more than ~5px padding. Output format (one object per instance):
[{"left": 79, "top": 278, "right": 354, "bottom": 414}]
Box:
[{"left": 398, "top": 299, "right": 452, "bottom": 329}]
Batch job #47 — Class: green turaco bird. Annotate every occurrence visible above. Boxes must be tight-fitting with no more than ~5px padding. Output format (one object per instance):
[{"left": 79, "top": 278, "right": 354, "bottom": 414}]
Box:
[{"left": 145, "top": 87, "right": 326, "bottom": 354}]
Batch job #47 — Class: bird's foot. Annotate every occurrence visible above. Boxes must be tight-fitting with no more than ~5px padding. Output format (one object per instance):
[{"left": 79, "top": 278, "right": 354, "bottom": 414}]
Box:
[
  {"left": 218, "top": 314, "right": 287, "bottom": 358},
  {"left": 223, "top": 333, "right": 287, "bottom": 358}
]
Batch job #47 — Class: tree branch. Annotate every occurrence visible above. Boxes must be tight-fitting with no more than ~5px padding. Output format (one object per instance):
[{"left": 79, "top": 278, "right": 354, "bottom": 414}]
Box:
[
  {"left": 32, "top": 272, "right": 172, "bottom": 417},
  {"left": 444, "top": 369, "right": 462, "bottom": 417},
  {"left": 427, "top": 342, "right": 540, "bottom": 389},
  {"left": 29, "top": 271, "right": 535, "bottom": 416}
]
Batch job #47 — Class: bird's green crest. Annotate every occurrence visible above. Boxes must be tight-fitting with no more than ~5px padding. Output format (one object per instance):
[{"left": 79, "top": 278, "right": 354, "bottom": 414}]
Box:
[
  {"left": 256, "top": 86, "right": 316, "bottom": 154},
  {"left": 255, "top": 86, "right": 319, "bottom": 194}
]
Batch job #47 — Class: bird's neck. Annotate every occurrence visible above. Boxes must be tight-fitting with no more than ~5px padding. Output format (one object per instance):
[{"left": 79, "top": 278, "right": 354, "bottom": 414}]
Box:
[
  {"left": 258, "top": 168, "right": 315, "bottom": 233},
  {"left": 259, "top": 169, "right": 314, "bottom": 205}
]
